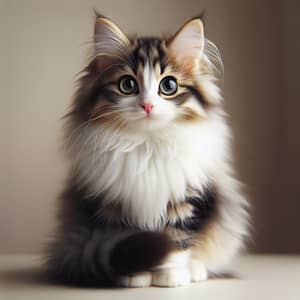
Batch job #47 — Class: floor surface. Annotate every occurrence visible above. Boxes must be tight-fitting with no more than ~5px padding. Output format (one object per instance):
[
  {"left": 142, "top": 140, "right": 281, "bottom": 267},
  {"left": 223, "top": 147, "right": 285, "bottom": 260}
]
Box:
[{"left": 0, "top": 255, "right": 299, "bottom": 300}]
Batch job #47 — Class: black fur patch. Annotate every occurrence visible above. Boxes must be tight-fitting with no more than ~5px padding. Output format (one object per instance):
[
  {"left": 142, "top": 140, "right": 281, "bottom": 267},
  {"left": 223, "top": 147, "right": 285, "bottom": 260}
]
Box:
[
  {"left": 110, "top": 232, "right": 174, "bottom": 276},
  {"left": 181, "top": 85, "right": 206, "bottom": 106},
  {"left": 175, "top": 188, "right": 217, "bottom": 232}
]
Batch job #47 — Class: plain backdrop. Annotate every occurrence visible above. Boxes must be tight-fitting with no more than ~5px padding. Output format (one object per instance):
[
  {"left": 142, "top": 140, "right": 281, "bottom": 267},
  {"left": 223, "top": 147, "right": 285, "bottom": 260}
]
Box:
[{"left": 1, "top": 0, "right": 299, "bottom": 254}]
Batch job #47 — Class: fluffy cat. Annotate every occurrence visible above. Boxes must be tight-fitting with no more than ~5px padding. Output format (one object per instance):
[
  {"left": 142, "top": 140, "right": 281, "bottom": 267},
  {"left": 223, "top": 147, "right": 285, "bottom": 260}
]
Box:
[{"left": 44, "top": 14, "right": 249, "bottom": 287}]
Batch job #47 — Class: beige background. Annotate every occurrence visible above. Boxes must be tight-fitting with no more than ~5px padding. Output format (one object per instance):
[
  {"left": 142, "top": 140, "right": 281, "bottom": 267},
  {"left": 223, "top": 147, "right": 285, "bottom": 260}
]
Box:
[{"left": 0, "top": 0, "right": 299, "bottom": 254}]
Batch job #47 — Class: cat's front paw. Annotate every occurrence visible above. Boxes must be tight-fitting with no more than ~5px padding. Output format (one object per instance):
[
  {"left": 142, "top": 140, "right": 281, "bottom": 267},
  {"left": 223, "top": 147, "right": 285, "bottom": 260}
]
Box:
[
  {"left": 152, "top": 268, "right": 191, "bottom": 287},
  {"left": 118, "top": 272, "right": 152, "bottom": 288},
  {"left": 189, "top": 260, "right": 208, "bottom": 282}
]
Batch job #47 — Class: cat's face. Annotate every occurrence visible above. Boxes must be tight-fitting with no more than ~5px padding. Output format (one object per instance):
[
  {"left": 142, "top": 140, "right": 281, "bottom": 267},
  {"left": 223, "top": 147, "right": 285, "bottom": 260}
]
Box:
[{"left": 71, "top": 16, "right": 222, "bottom": 133}]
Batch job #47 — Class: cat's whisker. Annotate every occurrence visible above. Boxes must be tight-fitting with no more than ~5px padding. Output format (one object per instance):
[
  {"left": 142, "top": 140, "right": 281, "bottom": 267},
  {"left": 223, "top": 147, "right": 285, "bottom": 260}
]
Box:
[
  {"left": 91, "top": 107, "right": 132, "bottom": 121},
  {"left": 74, "top": 127, "right": 103, "bottom": 163},
  {"left": 91, "top": 111, "right": 121, "bottom": 121},
  {"left": 64, "top": 121, "right": 94, "bottom": 152},
  {"left": 65, "top": 120, "right": 91, "bottom": 141},
  {"left": 92, "top": 127, "right": 102, "bottom": 166}
]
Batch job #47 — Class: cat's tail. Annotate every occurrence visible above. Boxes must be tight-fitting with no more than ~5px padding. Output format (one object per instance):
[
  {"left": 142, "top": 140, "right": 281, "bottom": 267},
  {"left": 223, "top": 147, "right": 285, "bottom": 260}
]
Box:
[
  {"left": 108, "top": 231, "right": 174, "bottom": 276},
  {"left": 44, "top": 229, "right": 174, "bottom": 286}
]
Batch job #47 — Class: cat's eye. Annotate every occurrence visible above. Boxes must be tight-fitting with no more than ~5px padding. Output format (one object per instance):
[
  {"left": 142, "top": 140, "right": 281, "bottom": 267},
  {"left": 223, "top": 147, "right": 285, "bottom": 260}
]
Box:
[
  {"left": 159, "top": 76, "right": 178, "bottom": 96},
  {"left": 118, "top": 75, "right": 138, "bottom": 95}
]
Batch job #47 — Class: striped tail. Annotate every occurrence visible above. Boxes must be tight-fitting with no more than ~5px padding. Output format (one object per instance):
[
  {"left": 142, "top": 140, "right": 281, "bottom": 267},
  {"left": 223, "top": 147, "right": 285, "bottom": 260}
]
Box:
[{"left": 44, "top": 229, "right": 174, "bottom": 286}]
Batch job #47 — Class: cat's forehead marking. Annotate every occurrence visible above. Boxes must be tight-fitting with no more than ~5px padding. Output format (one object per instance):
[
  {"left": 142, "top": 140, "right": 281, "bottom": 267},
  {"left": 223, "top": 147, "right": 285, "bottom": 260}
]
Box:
[
  {"left": 132, "top": 38, "right": 169, "bottom": 94},
  {"left": 132, "top": 38, "right": 167, "bottom": 75},
  {"left": 142, "top": 61, "right": 158, "bottom": 95}
]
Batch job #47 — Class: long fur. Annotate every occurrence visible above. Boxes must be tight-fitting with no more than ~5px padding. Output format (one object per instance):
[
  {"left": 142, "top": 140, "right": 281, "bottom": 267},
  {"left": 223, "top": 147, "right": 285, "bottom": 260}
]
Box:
[{"left": 44, "top": 15, "right": 249, "bottom": 287}]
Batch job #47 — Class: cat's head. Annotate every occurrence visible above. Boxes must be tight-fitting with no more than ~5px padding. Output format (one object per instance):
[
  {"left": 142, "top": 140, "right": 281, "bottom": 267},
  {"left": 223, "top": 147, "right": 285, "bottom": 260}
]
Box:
[{"left": 69, "top": 15, "right": 223, "bottom": 133}]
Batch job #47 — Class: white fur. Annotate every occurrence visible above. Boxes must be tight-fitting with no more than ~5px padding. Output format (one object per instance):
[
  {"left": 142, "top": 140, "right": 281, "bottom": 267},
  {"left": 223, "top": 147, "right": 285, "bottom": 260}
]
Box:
[
  {"left": 152, "top": 250, "right": 192, "bottom": 287},
  {"left": 189, "top": 259, "right": 208, "bottom": 282},
  {"left": 153, "top": 250, "right": 191, "bottom": 270},
  {"left": 68, "top": 112, "right": 230, "bottom": 230},
  {"left": 123, "top": 251, "right": 192, "bottom": 287},
  {"left": 118, "top": 272, "right": 152, "bottom": 288},
  {"left": 152, "top": 268, "right": 191, "bottom": 287}
]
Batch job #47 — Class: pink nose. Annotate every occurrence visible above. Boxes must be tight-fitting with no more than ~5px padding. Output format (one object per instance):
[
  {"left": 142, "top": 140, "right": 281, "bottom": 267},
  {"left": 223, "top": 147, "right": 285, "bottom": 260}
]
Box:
[{"left": 141, "top": 103, "right": 153, "bottom": 114}]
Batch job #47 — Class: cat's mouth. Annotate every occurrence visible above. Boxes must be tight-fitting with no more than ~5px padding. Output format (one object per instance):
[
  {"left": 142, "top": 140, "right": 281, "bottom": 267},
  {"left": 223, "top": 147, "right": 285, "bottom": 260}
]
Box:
[
  {"left": 110, "top": 105, "right": 175, "bottom": 130},
  {"left": 139, "top": 109, "right": 163, "bottom": 121},
  {"left": 143, "top": 111, "right": 153, "bottom": 119}
]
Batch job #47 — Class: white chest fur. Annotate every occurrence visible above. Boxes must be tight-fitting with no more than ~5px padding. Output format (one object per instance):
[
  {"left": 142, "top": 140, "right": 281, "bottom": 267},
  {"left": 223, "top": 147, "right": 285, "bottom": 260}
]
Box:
[{"left": 70, "top": 117, "right": 229, "bottom": 230}]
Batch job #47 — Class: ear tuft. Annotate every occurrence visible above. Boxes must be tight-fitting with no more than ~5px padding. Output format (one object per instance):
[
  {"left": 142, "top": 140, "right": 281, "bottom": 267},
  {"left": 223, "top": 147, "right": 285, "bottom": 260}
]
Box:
[
  {"left": 168, "top": 18, "right": 205, "bottom": 70},
  {"left": 93, "top": 16, "right": 130, "bottom": 70},
  {"left": 94, "top": 17, "right": 129, "bottom": 50},
  {"left": 92, "top": 8, "right": 105, "bottom": 19}
]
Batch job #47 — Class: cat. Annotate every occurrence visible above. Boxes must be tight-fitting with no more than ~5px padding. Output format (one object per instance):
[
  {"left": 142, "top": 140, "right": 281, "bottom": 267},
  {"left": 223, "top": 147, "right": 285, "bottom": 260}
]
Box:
[{"left": 44, "top": 13, "right": 249, "bottom": 288}]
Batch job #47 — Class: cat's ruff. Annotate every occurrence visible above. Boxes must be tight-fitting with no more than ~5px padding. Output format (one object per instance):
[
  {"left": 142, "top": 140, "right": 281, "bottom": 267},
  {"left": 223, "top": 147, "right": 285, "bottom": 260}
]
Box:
[{"left": 71, "top": 114, "right": 229, "bottom": 230}]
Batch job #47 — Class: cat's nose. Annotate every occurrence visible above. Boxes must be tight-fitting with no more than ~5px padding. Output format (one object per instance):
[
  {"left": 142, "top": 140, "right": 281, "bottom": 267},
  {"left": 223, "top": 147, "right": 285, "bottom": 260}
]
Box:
[{"left": 140, "top": 103, "right": 153, "bottom": 114}]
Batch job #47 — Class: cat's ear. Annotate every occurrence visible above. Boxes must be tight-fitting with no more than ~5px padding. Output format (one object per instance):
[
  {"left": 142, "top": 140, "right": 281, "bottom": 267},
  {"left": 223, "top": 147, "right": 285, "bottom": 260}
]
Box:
[
  {"left": 94, "top": 16, "right": 130, "bottom": 69},
  {"left": 168, "top": 18, "right": 205, "bottom": 71}
]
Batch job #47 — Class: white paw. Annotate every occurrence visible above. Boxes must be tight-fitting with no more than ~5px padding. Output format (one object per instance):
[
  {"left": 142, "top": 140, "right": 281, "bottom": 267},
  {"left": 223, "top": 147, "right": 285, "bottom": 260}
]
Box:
[
  {"left": 189, "top": 261, "right": 208, "bottom": 282},
  {"left": 118, "top": 272, "right": 152, "bottom": 288},
  {"left": 152, "top": 268, "right": 191, "bottom": 287}
]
